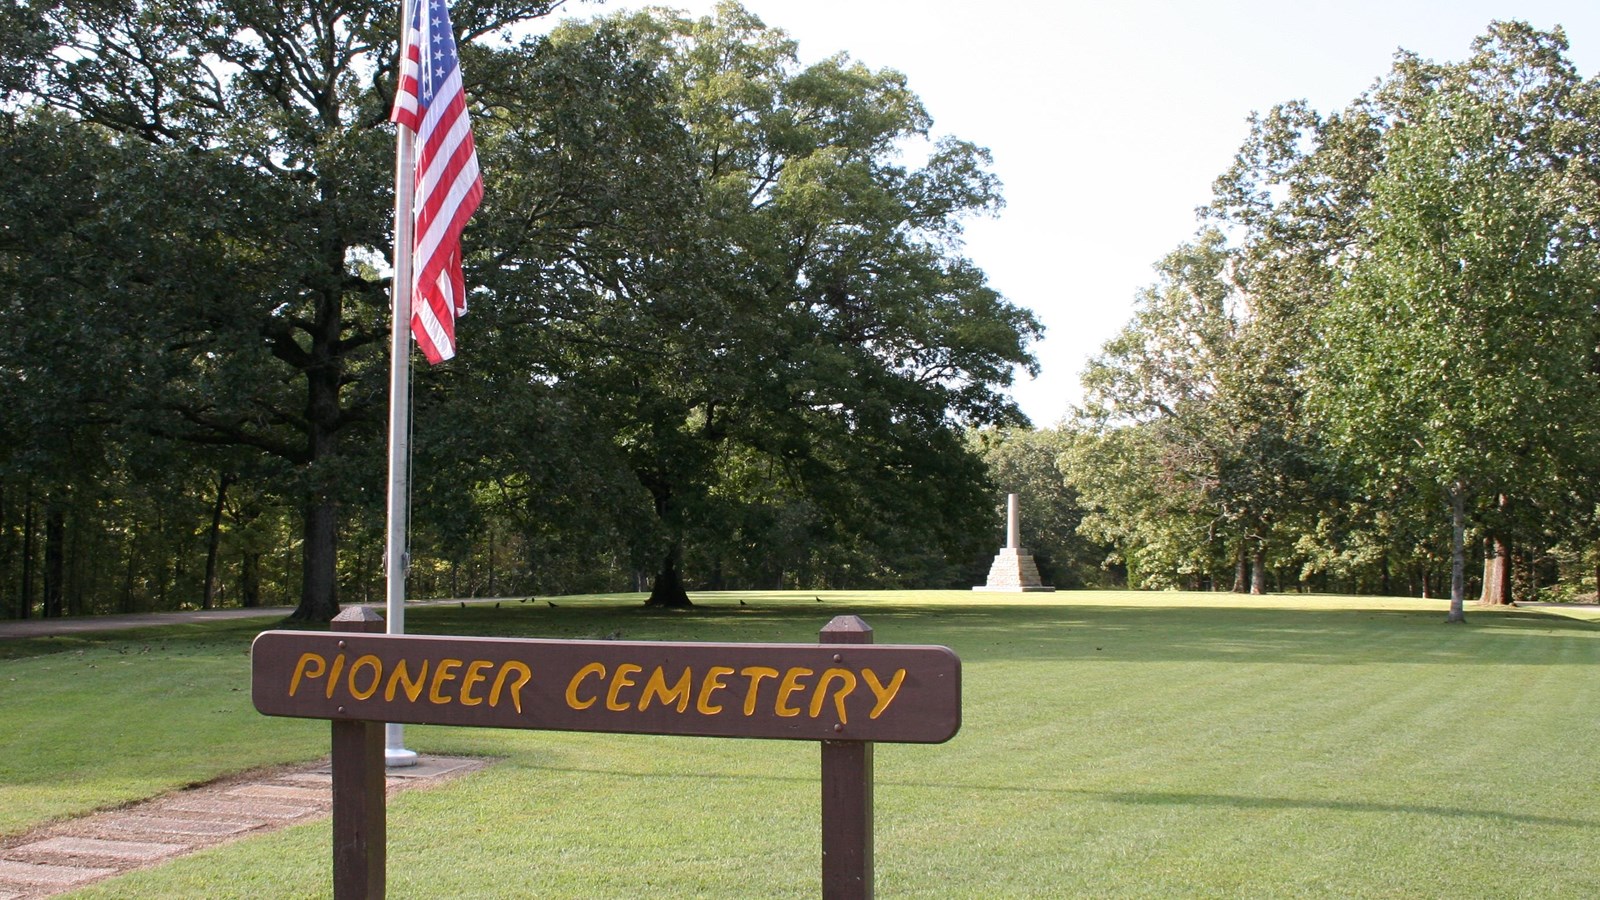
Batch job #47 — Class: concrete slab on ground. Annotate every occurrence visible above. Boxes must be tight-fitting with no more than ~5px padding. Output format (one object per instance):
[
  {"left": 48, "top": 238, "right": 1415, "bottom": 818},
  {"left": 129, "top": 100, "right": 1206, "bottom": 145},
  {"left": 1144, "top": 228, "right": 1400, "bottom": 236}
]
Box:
[{"left": 0, "top": 755, "right": 493, "bottom": 900}]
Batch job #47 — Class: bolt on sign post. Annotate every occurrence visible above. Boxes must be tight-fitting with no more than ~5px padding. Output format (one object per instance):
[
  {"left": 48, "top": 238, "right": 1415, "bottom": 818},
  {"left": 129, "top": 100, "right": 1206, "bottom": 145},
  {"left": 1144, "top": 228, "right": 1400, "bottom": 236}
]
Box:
[{"left": 253, "top": 611, "right": 960, "bottom": 899}]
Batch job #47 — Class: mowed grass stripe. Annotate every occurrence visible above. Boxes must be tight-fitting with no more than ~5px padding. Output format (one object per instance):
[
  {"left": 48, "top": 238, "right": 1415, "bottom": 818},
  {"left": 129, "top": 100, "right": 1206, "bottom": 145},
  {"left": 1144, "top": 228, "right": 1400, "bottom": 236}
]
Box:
[{"left": 18, "top": 592, "right": 1600, "bottom": 897}]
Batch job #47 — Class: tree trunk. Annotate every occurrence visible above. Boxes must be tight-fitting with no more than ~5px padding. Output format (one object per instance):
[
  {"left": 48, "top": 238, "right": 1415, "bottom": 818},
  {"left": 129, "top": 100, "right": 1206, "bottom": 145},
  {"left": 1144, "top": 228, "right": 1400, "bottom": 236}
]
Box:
[
  {"left": 19, "top": 496, "right": 34, "bottom": 619},
  {"left": 240, "top": 551, "right": 262, "bottom": 608},
  {"left": 0, "top": 484, "right": 7, "bottom": 618},
  {"left": 66, "top": 517, "right": 83, "bottom": 616},
  {"left": 1479, "top": 534, "right": 1511, "bottom": 606},
  {"left": 645, "top": 543, "right": 693, "bottom": 608},
  {"left": 291, "top": 496, "right": 340, "bottom": 621},
  {"left": 1231, "top": 542, "right": 1248, "bottom": 593},
  {"left": 43, "top": 502, "right": 66, "bottom": 618},
  {"left": 289, "top": 330, "right": 343, "bottom": 621},
  {"left": 1250, "top": 544, "right": 1267, "bottom": 595},
  {"left": 202, "top": 474, "right": 233, "bottom": 611},
  {"left": 642, "top": 478, "right": 692, "bottom": 608},
  {"left": 122, "top": 547, "right": 137, "bottom": 614},
  {"left": 286, "top": 277, "right": 346, "bottom": 622},
  {"left": 1446, "top": 483, "right": 1467, "bottom": 624}
]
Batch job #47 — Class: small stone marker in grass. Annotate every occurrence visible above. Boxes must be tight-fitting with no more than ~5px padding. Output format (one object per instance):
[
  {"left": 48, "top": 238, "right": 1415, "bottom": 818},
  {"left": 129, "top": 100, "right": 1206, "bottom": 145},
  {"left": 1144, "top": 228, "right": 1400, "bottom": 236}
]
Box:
[{"left": 252, "top": 609, "right": 961, "bottom": 899}]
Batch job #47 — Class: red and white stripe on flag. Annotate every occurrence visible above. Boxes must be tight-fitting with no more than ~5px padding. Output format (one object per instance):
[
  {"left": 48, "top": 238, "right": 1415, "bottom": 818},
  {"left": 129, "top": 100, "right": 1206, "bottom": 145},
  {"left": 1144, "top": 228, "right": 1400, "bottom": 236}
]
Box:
[{"left": 391, "top": 0, "right": 483, "bottom": 364}]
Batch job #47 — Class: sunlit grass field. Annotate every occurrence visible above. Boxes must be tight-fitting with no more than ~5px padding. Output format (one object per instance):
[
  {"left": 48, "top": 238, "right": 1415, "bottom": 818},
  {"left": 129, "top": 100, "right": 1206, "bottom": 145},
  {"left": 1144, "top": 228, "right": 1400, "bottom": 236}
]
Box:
[{"left": 5, "top": 591, "right": 1600, "bottom": 897}]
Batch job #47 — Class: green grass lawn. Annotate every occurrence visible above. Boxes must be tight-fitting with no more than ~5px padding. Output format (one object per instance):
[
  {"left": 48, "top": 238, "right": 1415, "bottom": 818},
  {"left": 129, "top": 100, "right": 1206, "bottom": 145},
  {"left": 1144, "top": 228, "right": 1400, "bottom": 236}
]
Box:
[{"left": 6, "top": 591, "right": 1600, "bottom": 898}]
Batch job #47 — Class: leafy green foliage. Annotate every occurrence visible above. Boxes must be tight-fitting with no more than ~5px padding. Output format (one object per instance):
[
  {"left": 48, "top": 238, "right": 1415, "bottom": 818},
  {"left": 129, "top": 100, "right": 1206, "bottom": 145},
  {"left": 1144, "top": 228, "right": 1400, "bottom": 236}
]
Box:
[
  {"left": 1081, "top": 21, "right": 1600, "bottom": 603},
  {"left": 1308, "top": 23, "right": 1600, "bottom": 617},
  {"left": 447, "top": 4, "right": 1041, "bottom": 604},
  {"left": 1, "top": 2, "right": 1042, "bottom": 617},
  {"left": 1069, "top": 231, "right": 1319, "bottom": 591},
  {"left": 970, "top": 426, "right": 1111, "bottom": 588}
]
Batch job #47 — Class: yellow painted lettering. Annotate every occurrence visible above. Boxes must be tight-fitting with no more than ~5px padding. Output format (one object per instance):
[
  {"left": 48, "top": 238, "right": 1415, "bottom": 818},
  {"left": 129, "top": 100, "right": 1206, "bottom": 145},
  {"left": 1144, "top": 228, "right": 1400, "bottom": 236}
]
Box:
[
  {"left": 348, "top": 655, "right": 382, "bottom": 701},
  {"left": 428, "top": 659, "right": 463, "bottom": 705},
  {"left": 288, "top": 652, "right": 326, "bottom": 697},
  {"left": 697, "top": 666, "right": 735, "bottom": 714},
  {"left": 809, "top": 668, "right": 858, "bottom": 723},
  {"left": 639, "top": 666, "right": 693, "bottom": 713},
  {"left": 775, "top": 667, "right": 813, "bottom": 718},
  {"left": 566, "top": 662, "right": 606, "bottom": 710},
  {"left": 739, "top": 666, "right": 780, "bottom": 716},
  {"left": 862, "top": 668, "right": 906, "bottom": 719},
  {"left": 607, "top": 663, "right": 643, "bottom": 711},
  {"left": 325, "top": 653, "right": 347, "bottom": 699},
  {"left": 490, "top": 661, "right": 532, "bottom": 713},
  {"left": 385, "top": 659, "right": 429, "bottom": 703},
  {"left": 459, "top": 659, "right": 494, "bottom": 707}
]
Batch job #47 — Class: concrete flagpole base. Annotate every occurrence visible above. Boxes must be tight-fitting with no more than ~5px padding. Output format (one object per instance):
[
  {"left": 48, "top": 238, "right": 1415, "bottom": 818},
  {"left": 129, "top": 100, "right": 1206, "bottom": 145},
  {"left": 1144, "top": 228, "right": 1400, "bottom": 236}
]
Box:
[{"left": 384, "top": 724, "right": 419, "bottom": 768}]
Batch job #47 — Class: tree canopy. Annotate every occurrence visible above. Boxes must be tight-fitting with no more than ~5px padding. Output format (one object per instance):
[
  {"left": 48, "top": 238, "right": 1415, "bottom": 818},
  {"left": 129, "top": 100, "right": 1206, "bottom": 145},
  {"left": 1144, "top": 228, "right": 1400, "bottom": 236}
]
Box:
[
  {"left": 1067, "top": 20, "right": 1600, "bottom": 611},
  {"left": 0, "top": 1, "right": 1040, "bottom": 618}
]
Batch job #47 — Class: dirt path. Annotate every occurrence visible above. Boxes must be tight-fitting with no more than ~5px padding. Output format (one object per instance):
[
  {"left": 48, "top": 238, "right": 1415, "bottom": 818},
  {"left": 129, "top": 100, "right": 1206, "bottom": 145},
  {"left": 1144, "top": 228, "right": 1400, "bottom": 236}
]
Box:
[
  {"left": 0, "top": 756, "right": 490, "bottom": 898},
  {"left": 0, "top": 598, "right": 522, "bottom": 641},
  {"left": 0, "top": 607, "right": 298, "bottom": 640}
]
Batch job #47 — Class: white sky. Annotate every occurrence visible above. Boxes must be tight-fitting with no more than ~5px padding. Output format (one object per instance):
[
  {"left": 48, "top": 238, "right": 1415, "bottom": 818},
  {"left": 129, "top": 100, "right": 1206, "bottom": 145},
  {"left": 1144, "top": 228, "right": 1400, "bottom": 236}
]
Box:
[{"left": 551, "top": 0, "right": 1600, "bottom": 426}]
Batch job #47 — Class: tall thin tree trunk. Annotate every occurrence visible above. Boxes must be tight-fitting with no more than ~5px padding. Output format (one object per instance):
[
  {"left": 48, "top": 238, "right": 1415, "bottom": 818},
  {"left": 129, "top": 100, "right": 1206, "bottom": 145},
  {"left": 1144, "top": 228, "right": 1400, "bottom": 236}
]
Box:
[
  {"left": 1593, "top": 542, "right": 1599, "bottom": 603},
  {"left": 0, "top": 483, "right": 5, "bottom": 616},
  {"left": 240, "top": 551, "right": 261, "bottom": 608},
  {"left": 1232, "top": 542, "right": 1248, "bottom": 593},
  {"left": 43, "top": 502, "right": 65, "bottom": 618},
  {"left": 1250, "top": 544, "right": 1267, "bottom": 595},
  {"left": 202, "top": 474, "right": 233, "bottom": 611},
  {"left": 19, "top": 496, "right": 34, "bottom": 620},
  {"left": 122, "top": 547, "right": 137, "bottom": 614},
  {"left": 1447, "top": 483, "right": 1467, "bottom": 624},
  {"left": 66, "top": 515, "right": 83, "bottom": 616}
]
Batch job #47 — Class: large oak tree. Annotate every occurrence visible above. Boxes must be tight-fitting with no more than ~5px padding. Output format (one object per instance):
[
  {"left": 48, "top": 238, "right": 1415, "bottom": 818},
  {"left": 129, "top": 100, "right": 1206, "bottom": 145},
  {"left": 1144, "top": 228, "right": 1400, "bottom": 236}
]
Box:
[{"left": 6, "top": 0, "right": 567, "bottom": 619}]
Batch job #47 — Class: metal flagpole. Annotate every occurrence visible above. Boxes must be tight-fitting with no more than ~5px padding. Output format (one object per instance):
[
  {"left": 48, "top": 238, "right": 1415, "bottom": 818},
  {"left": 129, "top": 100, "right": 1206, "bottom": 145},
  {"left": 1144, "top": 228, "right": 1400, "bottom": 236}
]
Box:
[{"left": 384, "top": 0, "right": 419, "bottom": 768}]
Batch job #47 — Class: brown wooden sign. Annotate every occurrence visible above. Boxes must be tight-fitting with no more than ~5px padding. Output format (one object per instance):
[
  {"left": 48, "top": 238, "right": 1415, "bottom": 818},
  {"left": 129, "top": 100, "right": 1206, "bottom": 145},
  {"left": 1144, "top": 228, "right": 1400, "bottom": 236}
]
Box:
[{"left": 251, "top": 631, "right": 960, "bottom": 744}]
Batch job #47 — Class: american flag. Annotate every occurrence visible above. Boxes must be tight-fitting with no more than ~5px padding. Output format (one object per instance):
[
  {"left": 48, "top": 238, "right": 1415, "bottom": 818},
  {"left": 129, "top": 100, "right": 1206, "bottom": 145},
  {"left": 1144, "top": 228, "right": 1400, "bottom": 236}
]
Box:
[{"left": 391, "top": 0, "right": 483, "bottom": 364}]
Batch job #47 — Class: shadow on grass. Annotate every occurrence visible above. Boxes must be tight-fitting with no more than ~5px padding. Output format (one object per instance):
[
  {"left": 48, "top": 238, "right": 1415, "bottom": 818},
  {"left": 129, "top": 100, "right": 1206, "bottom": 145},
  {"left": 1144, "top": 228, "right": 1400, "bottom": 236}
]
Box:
[
  {"left": 6, "top": 595, "right": 1597, "bottom": 668},
  {"left": 508, "top": 761, "right": 1597, "bottom": 830},
  {"left": 0, "top": 618, "right": 285, "bottom": 661},
  {"left": 397, "top": 598, "right": 1600, "bottom": 668}
]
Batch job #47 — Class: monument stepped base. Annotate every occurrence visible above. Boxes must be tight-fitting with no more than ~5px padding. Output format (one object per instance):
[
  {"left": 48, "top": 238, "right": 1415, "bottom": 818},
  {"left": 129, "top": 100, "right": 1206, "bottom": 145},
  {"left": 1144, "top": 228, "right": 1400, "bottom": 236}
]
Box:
[{"left": 972, "top": 547, "right": 1055, "bottom": 592}]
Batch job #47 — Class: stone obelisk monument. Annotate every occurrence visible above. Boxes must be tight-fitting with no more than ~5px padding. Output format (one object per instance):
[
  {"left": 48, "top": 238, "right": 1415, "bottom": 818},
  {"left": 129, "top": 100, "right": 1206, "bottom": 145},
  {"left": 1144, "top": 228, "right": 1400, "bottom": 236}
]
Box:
[{"left": 973, "top": 493, "right": 1055, "bottom": 592}]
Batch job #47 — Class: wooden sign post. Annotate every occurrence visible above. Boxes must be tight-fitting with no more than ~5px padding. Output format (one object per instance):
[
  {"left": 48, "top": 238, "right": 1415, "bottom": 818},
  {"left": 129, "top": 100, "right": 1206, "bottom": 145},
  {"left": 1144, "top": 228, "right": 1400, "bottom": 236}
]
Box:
[
  {"left": 252, "top": 611, "right": 960, "bottom": 899},
  {"left": 820, "top": 615, "right": 874, "bottom": 899},
  {"left": 329, "top": 608, "right": 386, "bottom": 900}
]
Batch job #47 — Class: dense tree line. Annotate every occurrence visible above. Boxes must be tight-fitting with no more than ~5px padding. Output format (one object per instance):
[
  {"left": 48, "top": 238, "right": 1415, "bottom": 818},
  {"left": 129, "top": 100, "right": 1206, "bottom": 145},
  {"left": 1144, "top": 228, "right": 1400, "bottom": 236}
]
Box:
[
  {"left": 0, "top": 1, "right": 1040, "bottom": 619},
  {"left": 1060, "top": 22, "right": 1600, "bottom": 614},
  {"left": 12, "top": 11, "right": 1590, "bottom": 621}
]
